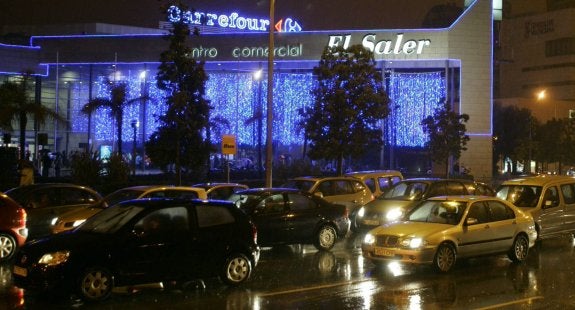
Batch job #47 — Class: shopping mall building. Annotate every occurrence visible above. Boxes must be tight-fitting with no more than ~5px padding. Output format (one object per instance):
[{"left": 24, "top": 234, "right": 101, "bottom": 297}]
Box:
[{"left": 0, "top": 0, "right": 493, "bottom": 180}]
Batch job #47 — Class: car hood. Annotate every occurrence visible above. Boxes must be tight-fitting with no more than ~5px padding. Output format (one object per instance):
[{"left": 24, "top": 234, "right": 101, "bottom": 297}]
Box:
[
  {"left": 363, "top": 199, "right": 417, "bottom": 213},
  {"left": 23, "top": 230, "right": 113, "bottom": 255},
  {"left": 368, "top": 221, "right": 454, "bottom": 238},
  {"left": 57, "top": 206, "right": 102, "bottom": 222}
]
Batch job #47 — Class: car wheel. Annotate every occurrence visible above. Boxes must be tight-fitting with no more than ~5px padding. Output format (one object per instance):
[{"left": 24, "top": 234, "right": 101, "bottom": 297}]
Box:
[
  {"left": 221, "top": 253, "right": 252, "bottom": 286},
  {"left": 508, "top": 234, "right": 529, "bottom": 262},
  {"left": 0, "top": 233, "right": 17, "bottom": 262},
  {"left": 315, "top": 225, "right": 337, "bottom": 251},
  {"left": 78, "top": 267, "right": 114, "bottom": 302},
  {"left": 433, "top": 243, "right": 456, "bottom": 273}
]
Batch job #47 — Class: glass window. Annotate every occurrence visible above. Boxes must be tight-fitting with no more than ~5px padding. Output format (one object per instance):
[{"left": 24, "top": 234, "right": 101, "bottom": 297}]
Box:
[
  {"left": 288, "top": 193, "right": 316, "bottom": 211},
  {"left": 317, "top": 181, "right": 334, "bottom": 196},
  {"left": 196, "top": 206, "right": 234, "bottom": 228},
  {"left": 258, "top": 194, "right": 285, "bottom": 213},
  {"left": 487, "top": 201, "right": 515, "bottom": 221},
  {"left": 543, "top": 186, "right": 560, "bottom": 206},
  {"left": 135, "top": 207, "right": 189, "bottom": 234},
  {"left": 446, "top": 182, "right": 466, "bottom": 195},
  {"left": 61, "top": 188, "right": 99, "bottom": 205},
  {"left": 427, "top": 182, "right": 447, "bottom": 197},
  {"left": 561, "top": 184, "right": 575, "bottom": 204},
  {"left": 363, "top": 178, "right": 376, "bottom": 193},
  {"left": 350, "top": 181, "right": 366, "bottom": 193},
  {"left": 467, "top": 203, "right": 489, "bottom": 224},
  {"left": 377, "top": 178, "right": 391, "bottom": 192}
]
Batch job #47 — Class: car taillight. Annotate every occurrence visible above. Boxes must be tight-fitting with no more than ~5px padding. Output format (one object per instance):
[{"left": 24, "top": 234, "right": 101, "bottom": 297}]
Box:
[
  {"left": 251, "top": 222, "right": 258, "bottom": 244},
  {"left": 14, "top": 209, "right": 26, "bottom": 226}
]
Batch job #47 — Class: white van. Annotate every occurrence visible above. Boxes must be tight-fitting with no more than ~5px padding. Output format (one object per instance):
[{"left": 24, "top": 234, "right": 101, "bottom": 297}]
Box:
[{"left": 496, "top": 175, "right": 575, "bottom": 240}]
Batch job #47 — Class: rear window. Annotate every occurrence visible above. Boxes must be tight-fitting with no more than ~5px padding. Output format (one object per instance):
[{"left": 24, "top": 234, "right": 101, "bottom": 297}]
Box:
[
  {"left": 496, "top": 185, "right": 542, "bottom": 208},
  {"left": 196, "top": 206, "right": 235, "bottom": 227}
]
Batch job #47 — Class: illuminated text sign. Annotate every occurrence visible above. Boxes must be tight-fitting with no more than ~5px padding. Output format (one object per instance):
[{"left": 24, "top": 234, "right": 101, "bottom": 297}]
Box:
[
  {"left": 167, "top": 6, "right": 302, "bottom": 33},
  {"left": 328, "top": 33, "right": 431, "bottom": 56}
]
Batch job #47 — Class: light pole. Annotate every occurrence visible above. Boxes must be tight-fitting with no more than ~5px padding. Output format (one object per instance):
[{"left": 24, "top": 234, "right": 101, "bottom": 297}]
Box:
[
  {"left": 131, "top": 120, "right": 139, "bottom": 176},
  {"left": 253, "top": 67, "right": 263, "bottom": 178},
  {"left": 265, "top": 0, "right": 275, "bottom": 188}
]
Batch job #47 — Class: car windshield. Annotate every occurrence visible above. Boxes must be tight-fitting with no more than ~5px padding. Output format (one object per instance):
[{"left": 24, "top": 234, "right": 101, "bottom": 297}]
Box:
[
  {"left": 103, "top": 189, "right": 147, "bottom": 207},
  {"left": 282, "top": 180, "right": 315, "bottom": 192},
  {"left": 406, "top": 200, "right": 466, "bottom": 225},
  {"left": 379, "top": 182, "right": 428, "bottom": 200},
  {"left": 496, "top": 185, "right": 542, "bottom": 208},
  {"left": 228, "top": 193, "right": 265, "bottom": 214},
  {"left": 76, "top": 204, "right": 144, "bottom": 234}
]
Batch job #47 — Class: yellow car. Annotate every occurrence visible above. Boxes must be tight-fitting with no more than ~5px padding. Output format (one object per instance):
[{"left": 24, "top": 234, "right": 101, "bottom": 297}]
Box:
[
  {"left": 50, "top": 185, "right": 207, "bottom": 234},
  {"left": 362, "top": 196, "right": 537, "bottom": 272}
]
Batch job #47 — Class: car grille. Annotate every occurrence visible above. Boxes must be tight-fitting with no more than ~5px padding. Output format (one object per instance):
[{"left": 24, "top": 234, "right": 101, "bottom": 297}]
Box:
[{"left": 375, "top": 235, "right": 399, "bottom": 247}]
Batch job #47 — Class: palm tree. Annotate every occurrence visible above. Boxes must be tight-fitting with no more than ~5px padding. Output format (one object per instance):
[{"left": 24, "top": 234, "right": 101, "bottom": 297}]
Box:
[
  {"left": 0, "top": 74, "right": 67, "bottom": 160},
  {"left": 82, "top": 82, "right": 148, "bottom": 155}
]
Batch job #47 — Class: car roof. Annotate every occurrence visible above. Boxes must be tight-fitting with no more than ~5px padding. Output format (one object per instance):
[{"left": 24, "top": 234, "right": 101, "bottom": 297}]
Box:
[
  {"left": 192, "top": 182, "right": 248, "bottom": 189},
  {"left": 426, "top": 195, "right": 498, "bottom": 202},
  {"left": 5, "top": 183, "right": 101, "bottom": 198},
  {"left": 234, "top": 187, "right": 301, "bottom": 195},
  {"left": 290, "top": 176, "right": 364, "bottom": 182},
  {"left": 345, "top": 170, "right": 403, "bottom": 178},
  {"left": 501, "top": 175, "right": 575, "bottom": 186},
  {"left": 116, "top": 197, "right": 236, "bottom": 209}
]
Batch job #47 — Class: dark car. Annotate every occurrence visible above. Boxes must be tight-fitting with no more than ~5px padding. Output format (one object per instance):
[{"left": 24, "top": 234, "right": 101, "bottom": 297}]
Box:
[
  {"left": 356, "top": 178, "right": 495, "bottom": 230},
  {"left": 5, "top": 183, "right": 102, "bottom": 239},
  {"left": 0, "top": 193, "right": 27, "bottom": 261},
  {"left": 228, "top": 188, "right": 350, "bottom": 251},
  {"left": 12, "top": 199, "right": 259, "bottom": 302}
]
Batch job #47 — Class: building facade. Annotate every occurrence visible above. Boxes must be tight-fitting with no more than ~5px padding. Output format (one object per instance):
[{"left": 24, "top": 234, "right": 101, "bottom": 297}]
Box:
[{"left": 0, "top": 0, "right": 494, "bottom": 181}]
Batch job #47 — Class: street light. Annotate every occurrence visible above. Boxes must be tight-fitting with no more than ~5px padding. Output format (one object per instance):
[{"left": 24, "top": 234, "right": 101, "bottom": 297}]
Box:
[
  {"left": 131, "top": 120, "right": 139, "bottom": 176},
  {"left": 537, "top": 89, "right": 556, "bottom": 119},
  {"left": 265, "top": 0, "right": 275, "bottom": 188}
]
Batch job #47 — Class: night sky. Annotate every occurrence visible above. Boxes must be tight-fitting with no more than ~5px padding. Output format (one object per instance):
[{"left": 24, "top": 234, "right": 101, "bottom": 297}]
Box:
[{"left": 0, "top": 0, "right": 467, "bottom": 32}]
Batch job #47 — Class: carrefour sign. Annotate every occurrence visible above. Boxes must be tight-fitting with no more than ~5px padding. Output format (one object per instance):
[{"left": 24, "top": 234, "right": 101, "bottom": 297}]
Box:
[{"left": 167, "top": 5, "right": 302, "bottom": 33}]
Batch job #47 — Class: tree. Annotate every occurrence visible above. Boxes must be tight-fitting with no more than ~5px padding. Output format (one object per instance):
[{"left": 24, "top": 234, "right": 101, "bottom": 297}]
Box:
[
  {"left": 421, "top": 100, "right": 470, "bottom": 178},
  {"left": 299, "top": 44, "right": 390, "bottom": 175},
  {"left": 0, "top": 73, "right": 67, "bottom": 160},
  {"left": 147, "top": 2, "right": 211, "bottom": 184},
  {"left": 81, "top": 82, "right": 147, "bottom": 156},
  {"left": 493, "top": 102, "right": 537, "bottom": 173}
]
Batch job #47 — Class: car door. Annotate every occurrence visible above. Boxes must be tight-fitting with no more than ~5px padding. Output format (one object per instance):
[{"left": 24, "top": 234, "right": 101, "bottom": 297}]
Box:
[
  {"left": 560, "top": 183, "right": 575, "bottom": 232},
  {"left": 119, "top": 207, "right": 190, "bottom": 283},
  {"left": 537, "top": 185, "right": 564, "bottom": 237},
  {"left": 251, "top": 194, "right": 290, "bottom": 245},
  {"left": 484, "top": 200, "right": 517, "bottom": 252},
  {"left": 458, "top": 202, "right": 496, "bottom": 257},
  {"left": 283, "top": 193, "right": 321, "bottom": 243}
]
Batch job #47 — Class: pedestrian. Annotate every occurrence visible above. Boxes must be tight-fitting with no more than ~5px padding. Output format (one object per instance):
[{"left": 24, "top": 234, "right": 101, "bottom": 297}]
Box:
[{"left": 18, "top": 160, "right": 35, "bottom": 186}]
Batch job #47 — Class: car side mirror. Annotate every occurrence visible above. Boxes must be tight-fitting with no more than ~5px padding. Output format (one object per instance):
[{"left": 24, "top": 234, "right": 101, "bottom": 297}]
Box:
[{"left": 465, "top": 217, "right": 478, "bottom": 226}]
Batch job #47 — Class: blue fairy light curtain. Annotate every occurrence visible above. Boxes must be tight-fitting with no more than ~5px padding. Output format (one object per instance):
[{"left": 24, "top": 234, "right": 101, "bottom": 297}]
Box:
[
  {"left": 74, "top": 69, "right": 445, "bottom": 149},
  {"left": 387, "top": 71, "right": 446, "bottom": 147}
]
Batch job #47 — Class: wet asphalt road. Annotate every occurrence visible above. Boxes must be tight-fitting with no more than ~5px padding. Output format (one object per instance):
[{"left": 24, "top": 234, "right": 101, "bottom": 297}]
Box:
[{"left": 2, "top": 232, "right": 575, "bottom": 309}]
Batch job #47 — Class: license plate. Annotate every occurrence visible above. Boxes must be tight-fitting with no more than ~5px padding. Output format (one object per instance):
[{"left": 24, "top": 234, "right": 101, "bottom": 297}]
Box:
[
  {"left": 13, "top": 266, "right": 27, "bottom": 277},
  {"left": 374, "top": 247, "right": 394, "bottom": 257},
  {"left": 363, "top": 219, "right": 379, "bottom": 226}
]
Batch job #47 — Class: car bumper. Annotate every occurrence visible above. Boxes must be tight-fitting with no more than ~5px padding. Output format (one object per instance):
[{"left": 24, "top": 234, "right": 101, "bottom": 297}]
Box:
[
  {"left": 12, "top": 263, "right": 71, "bottom": 292},
  {"left": 361, "top": 244, "right": 436, "bottom": 265}
]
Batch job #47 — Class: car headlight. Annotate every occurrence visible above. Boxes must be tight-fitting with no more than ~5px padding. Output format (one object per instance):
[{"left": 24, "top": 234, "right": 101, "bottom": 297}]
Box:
[
  {"left": 72, "top": 219, "right": 86, "bottom": 227},
  {"left": 363, "top": 234, "right": 376, "bottom": 245},
  {"left": 400, "top": 237, "right": 425, "bottom": 249},
  {"left": 50, "top": 217, "right": 59, "bottom": 226},
  {"left": 386, "top": 208, "right": 403, "bottom": 221},
  {"left": 357, "top": 207, "right": 365, "bottom": 218},
  {"left": 38, "top": 251, "right": 70, "bottom": 266}
]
